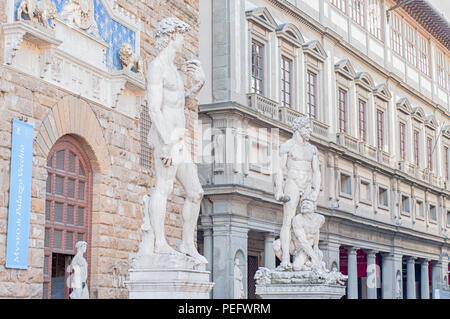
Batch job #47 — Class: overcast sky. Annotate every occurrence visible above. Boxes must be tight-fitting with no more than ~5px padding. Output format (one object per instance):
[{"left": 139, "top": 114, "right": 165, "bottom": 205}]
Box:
[{"left": 427, "top": 0, "right": 450, "bottom": 20}]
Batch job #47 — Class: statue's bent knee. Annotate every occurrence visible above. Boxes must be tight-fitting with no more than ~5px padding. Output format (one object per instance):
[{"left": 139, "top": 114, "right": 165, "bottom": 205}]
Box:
[{"left": 188, "top": 188, "right": 204, "bottom": 204}]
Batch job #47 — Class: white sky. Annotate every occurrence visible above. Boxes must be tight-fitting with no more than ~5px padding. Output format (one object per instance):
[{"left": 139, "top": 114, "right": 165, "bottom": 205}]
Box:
[{"left": 427, "top": 0, "right": 450, "bottom": 20}]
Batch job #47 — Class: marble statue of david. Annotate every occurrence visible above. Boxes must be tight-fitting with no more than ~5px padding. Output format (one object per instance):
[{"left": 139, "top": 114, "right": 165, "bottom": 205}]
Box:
[{"left": 139, "top": 17, "right": 207, "bottom": 264}]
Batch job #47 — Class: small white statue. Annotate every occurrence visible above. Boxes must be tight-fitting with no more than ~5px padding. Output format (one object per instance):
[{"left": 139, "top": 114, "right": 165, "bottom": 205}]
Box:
[
  {"left": 233, "top": 258, "right": 245, "bottom": 299},
  {"left": 138, "top": 17, "right": 207, "bottom": 264},
  {"left": 119, "top": 43, "right": 143, "bottom": 74},
  {"left": 66, "top": 241, "right": 89, "bottom": 299},
  {"left": 17, "top": 0, "right": 57, "bottom": 29},
  {"left": 273, "top": 117, "right": 321, "bottom": 269}
]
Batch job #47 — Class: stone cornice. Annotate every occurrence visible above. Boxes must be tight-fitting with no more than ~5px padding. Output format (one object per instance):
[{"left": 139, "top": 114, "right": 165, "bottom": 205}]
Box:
[{"left": 199, "top": 101, "right": 450, "bottom": 198}]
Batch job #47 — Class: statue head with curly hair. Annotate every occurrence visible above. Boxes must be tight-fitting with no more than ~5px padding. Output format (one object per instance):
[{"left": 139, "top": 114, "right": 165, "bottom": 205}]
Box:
[
  {"left": 292, "top": 116, "right": 312, "bottom": 141},
  {"left": 155, "top": 17, "right": 191, "bottom": 52}
]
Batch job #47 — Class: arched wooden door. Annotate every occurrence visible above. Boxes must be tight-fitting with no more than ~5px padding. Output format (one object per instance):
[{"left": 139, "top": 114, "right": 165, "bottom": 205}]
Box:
[{"left": 43, "top": 135, "right": 93, "bottom": 299}]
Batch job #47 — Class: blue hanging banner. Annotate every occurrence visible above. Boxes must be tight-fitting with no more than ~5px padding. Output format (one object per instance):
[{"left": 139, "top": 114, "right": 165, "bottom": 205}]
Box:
[{"left": 6, "top": 119, "right": 35, "bottom": 269}]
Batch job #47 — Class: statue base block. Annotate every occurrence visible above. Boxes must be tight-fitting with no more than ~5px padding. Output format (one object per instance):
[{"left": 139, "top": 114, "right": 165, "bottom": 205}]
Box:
[
  {"left": 125, "top": 253, "right": 214, "bottom": 299},
  {"left": 254, "top": 267, "right": 347, "bottom": 299}
]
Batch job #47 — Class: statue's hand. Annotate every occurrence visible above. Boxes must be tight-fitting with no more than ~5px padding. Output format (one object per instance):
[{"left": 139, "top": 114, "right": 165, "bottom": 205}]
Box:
[{"left": 186, "top": 59, "right": 206, "bottom": 85}]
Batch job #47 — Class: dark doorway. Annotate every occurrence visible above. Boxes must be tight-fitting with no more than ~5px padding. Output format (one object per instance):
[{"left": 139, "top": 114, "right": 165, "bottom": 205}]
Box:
[
  {"left": 50, "top": 254, "right": 72, "bottom": 299},
  {"left": 247, "top": 255, "right": 259, "bottom": 299}
]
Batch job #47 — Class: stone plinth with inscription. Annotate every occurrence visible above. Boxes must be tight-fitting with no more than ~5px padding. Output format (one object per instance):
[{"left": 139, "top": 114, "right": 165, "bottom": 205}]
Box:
[
  {"left": 254, "top": 267, "right": 347, "bottom": 299},
  {"left": 125, "top": 253, "right": 214, "bottom": 299}
]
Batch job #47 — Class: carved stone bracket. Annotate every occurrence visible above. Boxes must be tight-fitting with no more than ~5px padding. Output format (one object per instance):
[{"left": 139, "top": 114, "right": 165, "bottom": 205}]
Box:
[
  {"left": 3, "top": 21, "right": 62, "bottom": 65},
  {"left": 111, "top": 70, "right": 145, "bottom": 108}
]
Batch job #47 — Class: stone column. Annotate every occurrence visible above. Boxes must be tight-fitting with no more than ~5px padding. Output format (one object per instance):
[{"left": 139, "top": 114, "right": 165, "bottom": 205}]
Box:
[
  {"left": 347, "top": 247, "right": 358, "bottom": 299},
  {"left": 420, "top": 259, "right": 430, "bottom": 299},
  {"left": 264, "top": 233, "right": 276, "bottom": 269},
  {"left": 381, "top": 253, "right": 394, "bottom": 299},
  {"left": 431, "top": 261, "right": 442, "bottom": 299},
  {"left": 203, "top": 229, "right": 213, "bottom": 274},
  {"left": 406, "top": 257, "right": 416, "bottom": 299},
  {"left": 366, "top": 250, "right": 377, "bottom": 299},
  {"left": 212, "top": 214, "right": 249, "bottom": 299}
]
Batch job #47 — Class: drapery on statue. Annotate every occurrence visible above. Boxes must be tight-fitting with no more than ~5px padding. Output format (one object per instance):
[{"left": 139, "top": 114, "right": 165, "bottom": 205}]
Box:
[
  {"left": 66, "top": 241, "right": 89, "bottom": 299},
  {"left": 273, "top": 117, "right": 323, "bottom": 270},
  {"left": 138, "top": 17, "right": 207, "bottom": 264},
  {"left": 233, "top": 258, "right": 245, "bottom": 299}
]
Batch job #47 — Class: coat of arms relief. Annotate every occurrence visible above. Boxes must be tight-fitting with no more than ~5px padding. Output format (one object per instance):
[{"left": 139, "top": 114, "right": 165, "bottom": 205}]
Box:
[{"left": 61, "top": 0, "right": 99, "bottom": 35}]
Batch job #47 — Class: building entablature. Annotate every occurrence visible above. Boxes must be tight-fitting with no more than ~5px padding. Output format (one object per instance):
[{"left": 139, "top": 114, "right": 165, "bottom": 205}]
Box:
[{"left": 200, "top": 101, "right": 449, "bottom": 198}]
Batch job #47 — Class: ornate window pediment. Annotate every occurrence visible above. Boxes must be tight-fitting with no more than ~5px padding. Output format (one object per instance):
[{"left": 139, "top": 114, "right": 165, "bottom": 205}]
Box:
[
  {"left": 425, "top": 114, "right": 437, "bottom": 130},
  {"left": 396, "top": 97, "right": 412, "bottom": 115},
  {"left": 442, "top": 124, "right": 450, "bottom": 139},
  {"left": 355, "top": 72, "right": 374, "bottom": 91},
  {"left": 373, "top": 83, "right": 392, "bottom": 102},
  {"left": 302, "top": 40, "right": 327, "bottom": 62},
  {"left": 245, "top": 7, "right": 277, "bottom": 32},
  {"left": 412, "top": 106, "right": 426, "bottom": 123},
  {"left": 334, "top": 58, "right": 356, "bottom": 80},
  {"left": 276, "top": 23, "right": 303, "bottom": 48}
]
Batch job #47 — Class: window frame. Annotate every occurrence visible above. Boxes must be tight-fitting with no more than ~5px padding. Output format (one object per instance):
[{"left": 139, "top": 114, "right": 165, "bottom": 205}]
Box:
[
  {"left": 399, "top": 121, "right": 406, "bottom": 161},
  {"left": 376, "top": 109, "right": 385, "bottom": 150},
  {"left": 251, "top": 40, "right": 265, "bottom": 95},
  {"left": 307, "top": 70, "right": 318, "bottom": 119},
  {"left": 338, "top": 88, "right": 348, "bottom": 133},
  {"left": 281, "top": 55, "right": 293, "bottom": 108},
  {"left": 377, "top": 184, "right": 390, "bottom": 211},
  {"left": 358, "top": 98, "right": 367, "bottom": 142}
]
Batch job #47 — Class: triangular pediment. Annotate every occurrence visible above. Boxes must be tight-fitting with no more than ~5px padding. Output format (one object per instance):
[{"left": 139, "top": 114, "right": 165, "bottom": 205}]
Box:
[
  {"left": 412, "top": 106, "right": 426, "bottom": 123},
  {"left": 246, "top": 7, "right": 277, "bottom": 31},
  {"left": 396, "top": 97, "right": 412, "bottom": 115},
  {"left": 302, "top": 40, "right": 327, "bottom": 62},
  {"left": 373, "top": 83, "right": 392, "bottom": 102},
  {"left": 334, "top": 58, "right": 356, "bottom": 80},
  {"left": 355, "top": 72, "right": 374, "bottom": 91},
  {"left": 276, "top": 23, "right": 304, "bottom": 48},
  {"left": 425, "top": 114, "right": 437, "bottom": 130},
  {"left": 442, "top": 124, "right": 450, "bottom": 139}
]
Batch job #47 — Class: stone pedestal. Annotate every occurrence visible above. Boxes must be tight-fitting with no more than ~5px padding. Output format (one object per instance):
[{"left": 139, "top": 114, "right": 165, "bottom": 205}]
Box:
[
  {"left": 125, "top": 253, "right": 214, "bottom": 299},
  {"left": 254, "top": 267, "right": 347, "bottom": 299}
]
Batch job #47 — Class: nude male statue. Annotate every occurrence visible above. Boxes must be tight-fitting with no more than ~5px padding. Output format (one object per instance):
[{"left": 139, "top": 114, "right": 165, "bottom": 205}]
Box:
[
  {"left": 140, "top": 17, "right": 206, "bottom": 264},
  {"left": 274, "top": 117, "right": 321, "bottom": 268}
]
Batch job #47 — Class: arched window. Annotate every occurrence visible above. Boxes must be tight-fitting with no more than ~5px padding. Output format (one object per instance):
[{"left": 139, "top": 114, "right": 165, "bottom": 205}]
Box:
[{"left": 43, "top": 135, "right": 93, "bottom": 299}]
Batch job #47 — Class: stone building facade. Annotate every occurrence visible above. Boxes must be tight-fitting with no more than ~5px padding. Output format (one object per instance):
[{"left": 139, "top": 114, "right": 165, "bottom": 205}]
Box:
[
  {"left": 0, "top": 0, "right": 201, "bottom": 298},
  {"left": 197, "top": 0, "right": 450, "bottom": 299}
]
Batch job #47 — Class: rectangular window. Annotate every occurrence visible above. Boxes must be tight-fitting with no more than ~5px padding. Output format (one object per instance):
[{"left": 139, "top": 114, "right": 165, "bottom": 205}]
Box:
[
  {"left": 414, "top": 130, "right": 420, "bottom": 166},
  {"left": 307, "top": 70, "right": 318, "bottom": 119},
  {"left": 447, "top": 210, "right": 450, "bottom": 226},
  {"left": 417, "top": 33, "right": 430, "bottom": 76},
  {"left": 405, "top": 23, "right": 416, "bottom": 66},
  {"left": 340, "top": 173, "right": 352, "bottom": 195},
  {"left": 399, "top": 122, "right": 406, "bottom": 161},
  {"left": 358, "top": 99, "right": 367, "bottom": 142},
  {"left": 251, "top": 41, "right": 264, "bottom": 95},
  {"left": 444, "top": 146, "right": 449, "bottom": 181},
  {"left": 437, "top": 50, "right": 446, "bottom": 89},
  {"left": 338, "top": 88, "right": 347, "bottom": 133},
  {"left": 350, "top": 0, "right": 364, "bottom": 27},
  {"left": 401, "top": 195, "right": 410, "bottom": 214},
  {"left": 360, "top": 180, "right": 371, "bottom": 202},
  {"left": 391, "top": 13, "right": 403, "bottom": 56},
  {"left": 378, "top": 186, "right": 388, "bottom": 207},
  {"left": 427, "top": 137, "right": 433, "bottom": 170},
  {"left": 416, "top": 200, "right": 424, "bottom": 218},
  {"left": 281, "top": 56, "right": 292, "bottom": 108},
  {"left": 332, "top": 0, "right": 347, "bottom": 13},
  {"left": 376, "top": 109, "right": 384, "bottom": 150},
  {"left": 429, "top": 204, "right": 437, "bottom": 221},
  {"left": 368, "top": 0, "right": 382, "bottom": 40}
]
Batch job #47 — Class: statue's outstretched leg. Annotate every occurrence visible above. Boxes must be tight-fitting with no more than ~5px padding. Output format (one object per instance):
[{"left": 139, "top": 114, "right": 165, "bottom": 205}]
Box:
[{"left": 176, "top": 154, "right": 207, "bottom": 264}]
